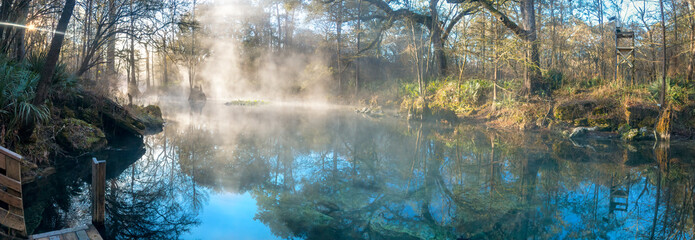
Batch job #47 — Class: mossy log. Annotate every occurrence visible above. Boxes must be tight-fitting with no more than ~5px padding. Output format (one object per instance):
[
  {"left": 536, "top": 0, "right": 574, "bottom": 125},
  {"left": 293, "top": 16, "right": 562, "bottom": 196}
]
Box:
[{"left": 52, "top": 89, "right": 148, "bottom": 138}]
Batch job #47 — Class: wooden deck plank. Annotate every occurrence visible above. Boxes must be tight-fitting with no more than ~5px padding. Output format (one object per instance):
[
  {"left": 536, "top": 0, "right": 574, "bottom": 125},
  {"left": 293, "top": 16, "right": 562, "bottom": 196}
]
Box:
[
  {"left": 0, "top": 190, "right": 24, "bottom": 209},
  {"left": 86, "top": 225, "right": 103, "bottom": 240},
  {"left": 0, "top": 206, "right": 25, "bottom": 231},
  {"left": 60, "top": 232, "right": 79, "bottom": 240},
  {"left": 0, "top": 146, "right": 22, "bottom": 161},
  {"left": 0, "top": 174, "right": 22, "bottom": 193},
  {"left": 0, "top": 154, "right": 6, "bottom": 170},
  {"left": 31, "top": 225, "right": 88, "bottom": 239},
  {"left": 5, "top": 155, "right": 20, "bottom": 180},
  {"left": 31, "top": 224, "right": 102, "bottom": 240},
  {"left": 75, "top": 230, "right": 89, "bottom": 240}
]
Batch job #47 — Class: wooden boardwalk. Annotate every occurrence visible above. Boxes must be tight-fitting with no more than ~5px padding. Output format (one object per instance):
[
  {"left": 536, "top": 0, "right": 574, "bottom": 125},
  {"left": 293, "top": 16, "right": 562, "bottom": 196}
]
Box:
[{"left": 29, "top": 224, "right": 103, "bottom": 240}]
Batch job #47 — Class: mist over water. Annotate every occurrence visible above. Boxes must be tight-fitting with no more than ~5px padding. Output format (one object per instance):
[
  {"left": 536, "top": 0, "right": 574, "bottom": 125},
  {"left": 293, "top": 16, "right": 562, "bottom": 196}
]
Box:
[
  {"left": 186, "top": 0, "right": 332, "bottom": 103},
  {"left": 22, "top": 100, "right": 695, "bottom": 239}
]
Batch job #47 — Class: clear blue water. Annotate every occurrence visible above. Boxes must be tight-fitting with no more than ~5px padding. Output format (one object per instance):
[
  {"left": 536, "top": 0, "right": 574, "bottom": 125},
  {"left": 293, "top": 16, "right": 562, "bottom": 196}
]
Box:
[{"left": 23, "top": 102, "right": 695, "bottom": 239}]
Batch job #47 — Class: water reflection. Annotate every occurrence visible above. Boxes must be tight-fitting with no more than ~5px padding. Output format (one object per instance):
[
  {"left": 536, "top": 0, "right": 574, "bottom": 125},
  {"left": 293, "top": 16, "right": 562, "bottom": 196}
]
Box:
[{"left": 24, "top": 102, "right": 695, "bottom": 239}]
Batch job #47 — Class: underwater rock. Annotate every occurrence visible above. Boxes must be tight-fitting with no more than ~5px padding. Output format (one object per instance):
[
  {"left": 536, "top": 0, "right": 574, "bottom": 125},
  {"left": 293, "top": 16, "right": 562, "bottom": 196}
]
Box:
[{"left": 57, "top": 118, "right": 107, "bottom": 153}]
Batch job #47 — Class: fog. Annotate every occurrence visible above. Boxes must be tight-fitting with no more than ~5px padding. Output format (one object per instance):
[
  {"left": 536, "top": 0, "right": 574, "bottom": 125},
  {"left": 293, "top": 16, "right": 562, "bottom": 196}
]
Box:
[{"left": 181, "top": 0, "right": 333, "bottom": 103}]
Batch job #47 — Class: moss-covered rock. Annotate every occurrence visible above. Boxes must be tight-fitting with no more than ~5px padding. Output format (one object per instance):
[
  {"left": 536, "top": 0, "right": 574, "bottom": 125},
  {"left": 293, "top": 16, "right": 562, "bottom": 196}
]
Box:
[
  {"left": 130, "top": 105, "right": 164, "bottom": 133},
  {"left": 621, "top": 127, "right": 653, "bottom": 141},
  {"left": 625, "top": 103, "right": 659, "bottom": 128},
  {"left": 57, "top": 118, "right": 107, "bottom": 153},
  {"left": 78, "top": 107, "right": 101, "bottom": 127}
]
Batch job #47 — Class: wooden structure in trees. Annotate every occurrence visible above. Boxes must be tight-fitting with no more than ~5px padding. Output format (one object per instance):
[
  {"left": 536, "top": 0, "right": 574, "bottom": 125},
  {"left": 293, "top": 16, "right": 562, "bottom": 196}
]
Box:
[
  {"left": 0, "top": 146, "right": 27, "bottom": 238},
  {"left": 615, "top": 27, "right": 636, "bottom": 84},
  {"left": 609, "top": 173, "right": 630, "bottom": 214}
]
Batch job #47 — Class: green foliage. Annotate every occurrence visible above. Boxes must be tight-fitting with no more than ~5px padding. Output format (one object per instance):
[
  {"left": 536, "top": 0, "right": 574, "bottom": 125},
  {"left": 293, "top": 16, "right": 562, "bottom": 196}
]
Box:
[
  {"left": 579, "top": 76, "right": 603, "bottom": 89},
  {"left": 647, "top": 78, "right": 695, "bottom": 107},
  {"left": 25, "top": 53, "right": 77, "bottom": 92},
  {"left": 400, "top": 82, "right": 420, "bottom": 98},
  {"left": 539, "top": 69, "right": 563, "bottom": 95},
  {"left": 0, "top": 59, "right": 50, "bottom": 129}
]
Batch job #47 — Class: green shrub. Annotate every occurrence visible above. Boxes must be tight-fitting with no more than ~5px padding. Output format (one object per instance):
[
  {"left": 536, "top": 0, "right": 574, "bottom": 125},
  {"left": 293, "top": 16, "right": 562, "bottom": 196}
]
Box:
[
  {"left": 25, "top": 53, "right": 77, "bottom": 92},
  {"left": 0, "top": 59, "right": 50, "bottom": 131},
  {"left": 400, "top": 82, "right": 420, "bottom": 98},
  {"left": 647, "top": 78, "right": 694, "bottom": 106}
]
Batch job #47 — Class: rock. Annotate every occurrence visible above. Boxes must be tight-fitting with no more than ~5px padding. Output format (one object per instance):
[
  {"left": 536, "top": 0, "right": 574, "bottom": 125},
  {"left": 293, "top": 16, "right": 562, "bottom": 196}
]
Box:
[
  {"left": 621, "top": 128, "right": 655, "bottom": 142},
  {"left": 622, "top": 128, "right": 640, "bottom": 141},
  {"left": 57, "top": 118, "right": 107, "bottom": 153},
  {"left": 569, "top": 126, "right": 597, "bottom": 138},
  {"left": 130, "top": 105, "right": 164, "bottom": 133},
  {"left": 625, "top": 103, "right": 659, "bottom": 128}
]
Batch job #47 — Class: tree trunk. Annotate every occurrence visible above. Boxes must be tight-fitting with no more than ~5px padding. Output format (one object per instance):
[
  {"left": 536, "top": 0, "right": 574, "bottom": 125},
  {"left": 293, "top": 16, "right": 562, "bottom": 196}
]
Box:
[
  {"left": 336, "top": 0, "right": 343, "bottom": 93},
  {"left": 189, "top": 0, "right": 197, "bottom": 91},
  {"left": 32, "top": 0, "right": 76, "bottom": 106},
  {"left": 688, "top": 1, "right": 695, "bottom": 81},
  {"left": 660, "top": 0, "right": 667, "bottom": 107},
  {"left": 14, "top": 0, "right": 29, "bottom": 62},
  {"left": 145, "top": 44, "right": 151, "bottom": 89},
  {"left": 478, "top": 0, "right": 540, "bottom": 95},
  {"left": 523, "top": 0, "right": 540, "bottom": 95},
  {"left": 107, "top": 0, "right": 116, "bottom": 89},
  {"left": 163, "top": 38, "right": 169, "bottom": 86},
  {"left": 129, "top": 0, "right": 137, "bottom": 97},
  {"left": 355, "top": 0, "right": 362, "bottom": 94}
]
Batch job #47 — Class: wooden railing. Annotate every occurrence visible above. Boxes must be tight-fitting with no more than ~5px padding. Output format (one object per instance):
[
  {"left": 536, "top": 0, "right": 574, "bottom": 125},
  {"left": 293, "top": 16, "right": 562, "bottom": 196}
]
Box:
[
  {"left": 92, "top": 158, "right": 105, "bottom": 228},
  {"left": 0, "top": 146, "right": 26, "bottom": 238}
]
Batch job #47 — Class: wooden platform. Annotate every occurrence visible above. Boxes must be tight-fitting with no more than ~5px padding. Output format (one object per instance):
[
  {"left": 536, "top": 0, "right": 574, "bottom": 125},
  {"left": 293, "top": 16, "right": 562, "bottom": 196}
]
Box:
[{"left": 29, "top": 224, "right": 103, "bottom": 240}]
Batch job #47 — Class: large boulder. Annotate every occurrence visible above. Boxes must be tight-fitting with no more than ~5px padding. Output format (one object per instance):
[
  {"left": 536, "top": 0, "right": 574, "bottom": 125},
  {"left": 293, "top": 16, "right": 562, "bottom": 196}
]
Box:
[
  {"left": 57, "top": 118, "right": 107, "bottom": 153},
  {"left": 130, "top": 105, "right": 164, "bottom": 133}
]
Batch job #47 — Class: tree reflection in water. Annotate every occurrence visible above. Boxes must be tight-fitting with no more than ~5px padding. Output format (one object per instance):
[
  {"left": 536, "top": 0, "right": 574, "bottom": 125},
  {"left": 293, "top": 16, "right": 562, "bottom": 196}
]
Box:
[
  {"left": 152, "top": 104, "right": 693, "bottom": 239},
  {"left": 22, "top": 104, "right": 695, "bottom": 239}
]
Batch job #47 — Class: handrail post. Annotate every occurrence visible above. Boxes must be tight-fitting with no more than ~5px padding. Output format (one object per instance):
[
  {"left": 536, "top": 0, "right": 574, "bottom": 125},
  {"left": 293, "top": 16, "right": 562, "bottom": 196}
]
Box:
[{"left": 92, "top": 158, "right": 106, "bottom": 228}]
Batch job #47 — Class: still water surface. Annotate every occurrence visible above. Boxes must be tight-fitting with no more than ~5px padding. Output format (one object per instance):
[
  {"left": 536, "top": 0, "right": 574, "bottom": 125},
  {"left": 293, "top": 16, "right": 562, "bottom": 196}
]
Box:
[{"left": 24, "top": 101, "right": 695, "bottom": 239}]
